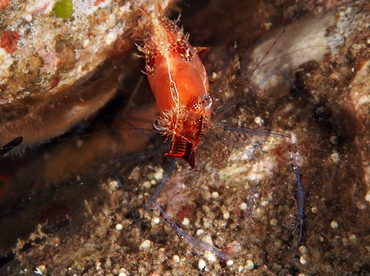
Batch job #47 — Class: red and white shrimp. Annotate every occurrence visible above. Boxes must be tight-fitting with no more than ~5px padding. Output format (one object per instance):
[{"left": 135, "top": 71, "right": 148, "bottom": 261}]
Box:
[
  {"left": 138, "top": 9, "right": 212, "bottom": 168},
  {"left": 137, "top": 7, "right": 305, "bottom": 260}
]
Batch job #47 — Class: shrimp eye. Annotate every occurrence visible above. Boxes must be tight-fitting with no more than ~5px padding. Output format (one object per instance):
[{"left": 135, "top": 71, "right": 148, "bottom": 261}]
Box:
[
  {"left": 153, "top": 117, "right": 166, "bottom": 131},
  {"left": 199, "top": 95, "right": 213, "bottom": 110}
]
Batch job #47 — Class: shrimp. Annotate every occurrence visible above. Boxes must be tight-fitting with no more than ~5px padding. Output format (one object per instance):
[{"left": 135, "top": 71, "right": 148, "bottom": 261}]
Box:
[
  {"left": 137, "top": 8, "right": 234, "bottom": 259},
  {"left": 138, "top": 8, "right": 212, "bottom": 168},
  {"left": 137, "top": 7, "right": 304, "bottom": 259}
]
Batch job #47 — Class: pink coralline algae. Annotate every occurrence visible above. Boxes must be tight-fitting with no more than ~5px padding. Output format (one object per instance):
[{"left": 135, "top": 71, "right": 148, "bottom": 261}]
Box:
[{"left": 0, "top": 31, "right": 21, "bottom": 54}]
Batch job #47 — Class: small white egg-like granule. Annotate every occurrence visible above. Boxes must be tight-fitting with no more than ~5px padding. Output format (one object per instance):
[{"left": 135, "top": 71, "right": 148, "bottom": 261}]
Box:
[
  {"left": 211, "top": 191, "right": 219, "bottom": 198},
  {"left": 25, "top": 14, "right": 33, "bottom": 22},
  {"left": 227, "top": 260, "right": 234, "bottom": 266},
  {"left": 119, "top": 268, "right": 129, "bottom": 275},
  {"left": 173, "top": 255, "right": 180, "bottom": 262},
  {"left": 201, "top": 236, "right": 217, "bottom": 262},
  {"left": 204, "top": 251, "right": 216, "bottom": 262},
  {"left": 246, "top": 259, "right": 254, "bottom": 270},
  {"left": 35, "top": 265, "right": 47, "bottom": 275},
  {"left": 260, "top": 200, "right": 269, "bottom": 206},
  {"left": 105, "top": 258, "right": 112, "bottom": 268},
  {"left": 300, "top": 256, "right": 307, "bottom": 265},
  {"left": 104, "top": 31, "right": 117, "bottom": 45},
  {"left": 182, "top": 218, "right": 190, "bottom": 226},
  {"left": 139, "top": 240, "right": 151, "bottom": 250},
  {"left": 330, "top": 152, "right": 340, "bottom": 163},
  {"left": 198, "top": 259, "right": 206, "bottom": 270},
  {"left": 83, "top": 39, "right": 90, "bottom": 47},
  {"left": 349, "top": 234, "right": 357, "bottom": 242},
  {"left": 240, "top": 202, "right": 248, "bottom": 211},
  {"left": 115, "top": 224, "right": 123, "bottom": 231},
  {"left": 330, "top": 136, "right": 338, "bottom": 144},
  {"left": 331, "top": 220, "right": 339, "bottom": 229},
  {"left": 223, "top": 211, "right": 230, "bottom": 219},
  {"left": 274, "top": 239, "right": 282, "bottom": 248},
  {"left": 153, "top": 169, "right": 164, "bottom": 181},
  {"left": 254, "top": 116, "right": 264, "bottom": 125},
  {"left": 143, "top": 181, "right": 151, "bottom": 188},
  {"left": 108, "top": 180, "right": 118, "bottom": 190},
  {"left": 299, "top": 245, "right": 307, "bottom": 254},
  {"left": 365, "top": 192, "right": 370, "bottom": 203}
]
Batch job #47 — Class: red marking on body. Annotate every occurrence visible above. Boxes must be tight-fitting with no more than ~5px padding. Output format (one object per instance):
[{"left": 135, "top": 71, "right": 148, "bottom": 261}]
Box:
[
  {"left": 175, "top": 204, "right": 193, "bottom": 221},
  {"left": 0, "top": 31, "right": 21, "bottom": 54},
  {"left": 356, "top": 59, "right": 367, "bottom": 71},
  {"left": 94, "top": 0, "right": 105, "bottom": 6},
  {"left": 0, "top": 0, "right": 10, "bottom": 10},
  {"left": 139, "top": 12, "right": 212, "bottom": 168},
  {"left": 94, "top": 11, "right": 109, "bottom": 22},
  {"left": 49, "top": 75, "right": 61, "bottom": 89}
]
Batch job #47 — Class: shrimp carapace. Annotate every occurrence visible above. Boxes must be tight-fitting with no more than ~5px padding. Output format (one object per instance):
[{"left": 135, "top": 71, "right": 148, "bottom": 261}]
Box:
[{"left": 139, "top": 13, "right": 212, "bottom": 168}]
